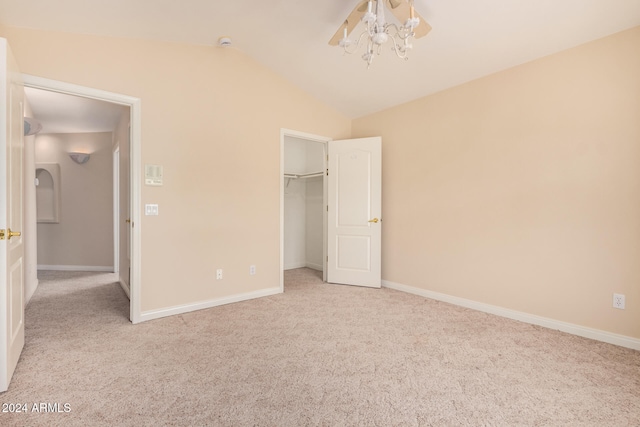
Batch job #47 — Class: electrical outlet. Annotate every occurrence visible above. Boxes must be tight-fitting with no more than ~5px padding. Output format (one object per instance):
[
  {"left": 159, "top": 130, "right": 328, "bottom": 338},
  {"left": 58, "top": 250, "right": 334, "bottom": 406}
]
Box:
[
  {"left": 249, "top": 265, "right": 256, "bottom": 275},
  {"left": 216, "top": 269, "right": 223, "bottom": 280},
  {"left": 613, "top": 293, "right": 625, "bottom": 309}
]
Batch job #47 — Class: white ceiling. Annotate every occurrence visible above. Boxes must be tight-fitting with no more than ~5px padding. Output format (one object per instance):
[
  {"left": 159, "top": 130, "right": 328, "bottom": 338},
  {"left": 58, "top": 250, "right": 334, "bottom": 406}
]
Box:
[
  {"left": 3, "top": 0, "right": 640, "bottom": 120},
  {"left": 24, "top": 87, "right": 127, "bottom": 134}
]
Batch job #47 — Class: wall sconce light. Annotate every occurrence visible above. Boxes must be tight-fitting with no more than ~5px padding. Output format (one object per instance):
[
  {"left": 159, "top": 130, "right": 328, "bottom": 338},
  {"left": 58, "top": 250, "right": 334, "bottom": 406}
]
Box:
[
  {"left": 24, "top": 117, "right": 43, "bottom": 136},
  {"left": 69, "top": 152, "right": 90, "bottom": 164}
]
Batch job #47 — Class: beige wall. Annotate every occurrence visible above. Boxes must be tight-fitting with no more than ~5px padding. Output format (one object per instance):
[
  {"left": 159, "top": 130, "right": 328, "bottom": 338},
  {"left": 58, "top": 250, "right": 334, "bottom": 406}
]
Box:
[
  {"left": 0, "top": 26, "right": 351, "bottom": 312},
  {"left": 35, "top": 132, "right": 114, "bottom": 268},
  {"left": 23, "top": 100, "right": 38, "bottom": 303},
  {"left": 353, "top": 27, "right": 640, "bottom": 339}
]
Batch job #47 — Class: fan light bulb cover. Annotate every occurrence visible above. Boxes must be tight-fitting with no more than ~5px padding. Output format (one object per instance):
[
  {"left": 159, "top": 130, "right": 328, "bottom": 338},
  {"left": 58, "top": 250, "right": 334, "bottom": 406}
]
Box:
[
  {"left": 372, "top": 32, "right": 388, "bottom": 45},
  {"left": 362, "top": 11, "right": 376, "bottom": 25},
  {"left": 405, "top": 17, "right": 420, "bottom": 30}
]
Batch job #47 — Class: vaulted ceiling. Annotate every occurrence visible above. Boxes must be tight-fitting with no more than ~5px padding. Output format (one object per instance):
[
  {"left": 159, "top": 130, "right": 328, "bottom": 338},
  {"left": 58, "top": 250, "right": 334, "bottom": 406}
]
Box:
[{"left": 2, "top": 0, "right": 640, "bottom": 122}]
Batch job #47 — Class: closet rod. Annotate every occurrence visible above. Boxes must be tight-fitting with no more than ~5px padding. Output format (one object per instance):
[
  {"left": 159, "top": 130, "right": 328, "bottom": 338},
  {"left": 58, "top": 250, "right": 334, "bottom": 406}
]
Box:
[{"left": 283, "top": 172, "right": 324, "bottom": 179}]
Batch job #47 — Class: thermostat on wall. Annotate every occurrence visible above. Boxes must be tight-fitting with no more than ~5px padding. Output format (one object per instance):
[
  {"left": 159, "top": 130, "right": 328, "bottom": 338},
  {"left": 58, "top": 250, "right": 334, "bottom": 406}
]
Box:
[{"left": 145, "top": 164, "right": 163, "bottom": 186}]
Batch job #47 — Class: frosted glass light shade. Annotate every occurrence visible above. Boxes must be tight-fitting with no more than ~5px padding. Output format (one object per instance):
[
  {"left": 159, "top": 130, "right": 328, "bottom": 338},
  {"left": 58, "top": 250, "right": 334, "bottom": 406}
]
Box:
[{"left": 69, "top": 152, "right": 90, "bottom": 164}]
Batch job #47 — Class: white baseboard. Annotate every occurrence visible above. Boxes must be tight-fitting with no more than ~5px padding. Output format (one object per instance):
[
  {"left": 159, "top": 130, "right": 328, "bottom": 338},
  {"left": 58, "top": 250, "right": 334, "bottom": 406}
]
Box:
[
  {"left": 285, "top": 262, "right": 323, "bottom": 271},
  {"left": 119, "top": 280, "right": 131, "bottom": 299},
  {"left": 382, "top": 280, "right": 640, "bottom": 351},
  {"left": 38, "top": 265, "right": 115, "bottom": 272},
  {"left": 139, "top": 287, "right": 282, "bottom": 323},
  {"left": 284, "top": 262, "right": 307, "bottom": 270},
  {"left": 305, "top": 262, "right": 323, "bottom": 271}
]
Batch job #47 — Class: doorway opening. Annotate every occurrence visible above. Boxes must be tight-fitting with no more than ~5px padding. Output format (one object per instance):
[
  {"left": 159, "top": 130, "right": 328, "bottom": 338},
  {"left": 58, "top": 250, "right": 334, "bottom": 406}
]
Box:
[
  {"left": 23, "top": 75, "right": 142, "bottom": 323},
  {"left": 280, "top": 129, "right": 330, "bottom": 291}
]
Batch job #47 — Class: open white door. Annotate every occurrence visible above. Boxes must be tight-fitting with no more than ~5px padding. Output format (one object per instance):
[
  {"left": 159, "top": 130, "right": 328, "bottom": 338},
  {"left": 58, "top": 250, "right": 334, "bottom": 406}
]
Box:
[
  {"left": 0, "top": 38, "right": 25, "bottom": 392},
  {"left": 327, "top": 137, "right": 381, "bottom": 288}
]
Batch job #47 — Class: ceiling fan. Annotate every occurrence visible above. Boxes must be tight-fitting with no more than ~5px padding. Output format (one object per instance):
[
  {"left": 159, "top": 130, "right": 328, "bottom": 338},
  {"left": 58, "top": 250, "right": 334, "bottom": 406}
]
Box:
[{"left": 329, "top": 0, "right": 431, "bottom": 66}]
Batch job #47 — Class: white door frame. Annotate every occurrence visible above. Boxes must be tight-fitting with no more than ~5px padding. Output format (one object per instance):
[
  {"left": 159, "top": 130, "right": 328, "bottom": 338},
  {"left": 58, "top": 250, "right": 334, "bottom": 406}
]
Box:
[
  {"left": 23, "top": 75, "right": 142, "bottom": 324},
  {"left": 113, "top": 146, "right": 120, "bottom": 275},
  {"left": 280, "top": 128, "right": 330, "bottom": 291}
]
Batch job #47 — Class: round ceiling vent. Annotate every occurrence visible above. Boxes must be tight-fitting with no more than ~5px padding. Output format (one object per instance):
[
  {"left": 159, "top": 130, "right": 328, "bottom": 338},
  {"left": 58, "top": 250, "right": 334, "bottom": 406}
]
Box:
[{"left": 218, "top": 37, "right": 232, "bottom": 47}]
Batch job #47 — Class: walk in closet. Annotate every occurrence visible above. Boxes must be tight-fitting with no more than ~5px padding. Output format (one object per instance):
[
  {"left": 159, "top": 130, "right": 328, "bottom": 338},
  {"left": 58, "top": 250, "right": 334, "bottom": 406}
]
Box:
[{"left": 283, "top": 136, "right": 326, "bottom": 274}]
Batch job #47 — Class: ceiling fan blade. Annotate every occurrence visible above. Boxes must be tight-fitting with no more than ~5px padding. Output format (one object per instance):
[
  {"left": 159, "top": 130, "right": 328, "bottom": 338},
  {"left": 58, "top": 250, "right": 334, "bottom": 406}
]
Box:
[
  {"left": 328, "top": 0, "right": 370, "bottom": 46},
  {"left": 384, "top": 0, "right": 432, "bottom": 38}
]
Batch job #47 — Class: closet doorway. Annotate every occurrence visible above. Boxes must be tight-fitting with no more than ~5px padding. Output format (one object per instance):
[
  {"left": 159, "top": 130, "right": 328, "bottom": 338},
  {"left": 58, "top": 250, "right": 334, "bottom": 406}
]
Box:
[
  {"left": 280, "top": 129, "right": 383, "bottom": 290},
  {"left": 280, "top": 129, "right": 330, "bottom": 289}
]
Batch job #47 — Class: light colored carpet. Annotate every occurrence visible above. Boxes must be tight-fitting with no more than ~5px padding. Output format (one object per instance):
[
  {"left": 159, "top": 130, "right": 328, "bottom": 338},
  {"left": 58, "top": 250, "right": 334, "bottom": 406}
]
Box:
[{"left": 1, "top": 268, "right": 638, "bottom": 426}]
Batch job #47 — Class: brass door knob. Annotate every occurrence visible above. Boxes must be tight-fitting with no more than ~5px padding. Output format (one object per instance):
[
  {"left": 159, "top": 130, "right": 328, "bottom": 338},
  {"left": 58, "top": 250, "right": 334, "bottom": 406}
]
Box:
[
  {"left": 0, "top": 228, "right": 21, "bottom": 240},
  {"left": 368, "top": 218, "right": 379, "bottom": 223}
]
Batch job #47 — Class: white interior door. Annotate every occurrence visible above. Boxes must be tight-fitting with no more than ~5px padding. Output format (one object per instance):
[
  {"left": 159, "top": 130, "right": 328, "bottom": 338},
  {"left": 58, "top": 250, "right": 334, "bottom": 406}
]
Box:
[
  {"left": 327, "top": 137, "right": 381, "bottom": 288},
  {"left": 0, "top": 38, "right": 25, "bottom": 392}
]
